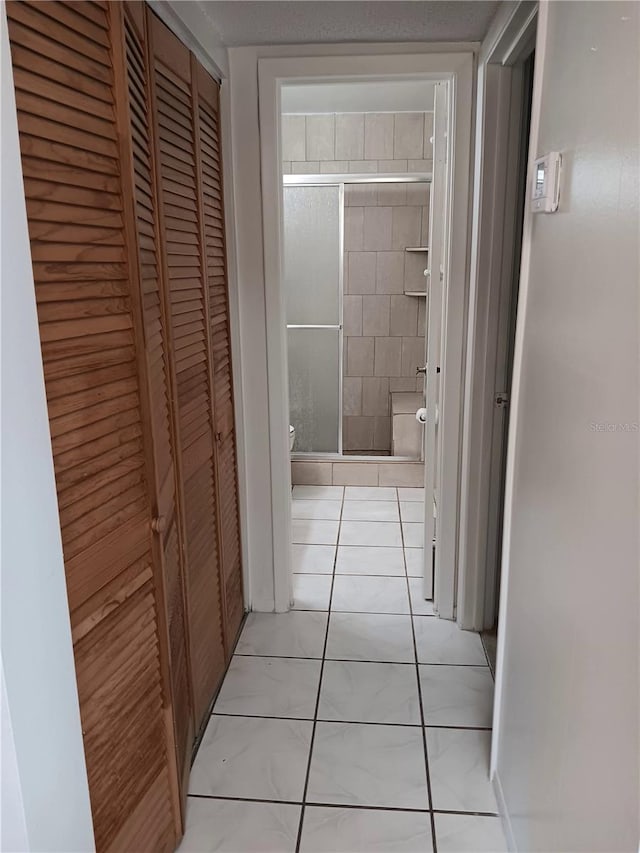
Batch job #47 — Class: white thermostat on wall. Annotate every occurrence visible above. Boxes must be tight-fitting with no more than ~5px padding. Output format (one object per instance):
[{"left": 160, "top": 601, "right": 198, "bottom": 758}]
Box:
[{"left": 531, "top": 151, "right": 562, "bottom": 213}]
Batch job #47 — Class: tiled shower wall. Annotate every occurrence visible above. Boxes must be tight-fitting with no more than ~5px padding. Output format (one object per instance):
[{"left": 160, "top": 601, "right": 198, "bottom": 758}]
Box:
[{"left": 283, "top": 112, "right": 432, "bottom": 453}]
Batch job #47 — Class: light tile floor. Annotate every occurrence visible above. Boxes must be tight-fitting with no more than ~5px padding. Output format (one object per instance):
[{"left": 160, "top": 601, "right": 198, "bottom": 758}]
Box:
[{"left": 179, "top": 486, "right": 507, "bottom": 853}]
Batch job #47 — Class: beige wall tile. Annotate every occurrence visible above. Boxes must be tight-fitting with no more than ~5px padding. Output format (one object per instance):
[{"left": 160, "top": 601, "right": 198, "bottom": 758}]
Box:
[
  {"left": 335, "top": 113, "right": 364, "bottom": 160},
  {"left": 391, "top": 377, "right": 419, "bottom": 392},
  {"left": 344, "top": 207, "right": 364, "bottom": 251},
  {"left": 363, "top": 207, "right": 392, "bottom": 250},
  {"left": 374, "top": 416, "right": 392, "bottom": 452},
  {"left": 347, "top": 252, "right": 376, "bottom": 295},
  {"left": 332, "top": 462, "right": 379, "bottom": 486},
  {"left": 404, "top": 252, "right": 428, "bottom": 292},
  {"left": 394, "top": 112, "right": 424, "bottom": 159},
  {"left": 364, "top": 113, "right": 394, "bottom": 159},
  {"left": 376, "top": 251, "right": 405, "bottom": 295},
  {"left": 391, "top": 415, "right": 422, "bottom": 458},
  {"left": 343, "top": 377, "right": 362, "bottom": 416},
  {"left": 418, "top": 297, "right": 427, "bottom": 334},
  {"left": 344, "top": 416, "right": 375, "bottom": 451},
  {"left": 392, "top": 207, "right": 422, "bottom": 250},
  {"left": 291, "top": 461, "right": 333, "bottom": 485},
  {"left": 378, "top": 462, "right": 424, "bottom": 487},
  {"left": 282, "top": 161, "right": 292, "bottom": 175},
  {"left": 362, "top": 295, "right": 390, "bottom": 337},
  {"left": 377, "top": 183, "right": 407, "bottom": 207},
  {"left": 306, "top": 114, "right": 335, "bottom": 161},
  {"left": 390, "top": 295, "right": 419, "bottom": 336},
  {"left": 406, "top": 183, "right": 430, "bottom": 207},
  {"left": 423, "top": 113, "right": 434, "bottom": 159},
  {"left": 401, "top": 336, "right": 426, "bottom": 377},
  {"left": 292, "top": 161, "right": 320, "bottom": 174},
  {"left": 378, "top": 159, "right": 408, "bottom": 173},
  {"left": 408, "top": 159, "right": 433, "bottom": 173},
  {"left": 362, "top": 377, "right": 390, "bottom": 416},
  {"left": 320, "top": 160, "right": 349, "bottom": 174},
  {"left": 343, "top": 294, "right": 363, "bottom": 336},
  {"left": 374, "top": 337, "right": 402, "bottom": 377},
  {"left": 282, "top": 115, "right": 306, "bottom": 161},
  {"left": 343, "top": 253, "right": 349, "bottom": 292},
  {"left": 349, "top": 160, "right": 378, "bottom": 173},
  {"left": 345, "top": 184, "right": 378, "bottom": 207},
  {"left": 421, "top": 206, "right": 430, "bottom": 246},
  {"left": 347, "top": 336, "right": 374, "bottom": 376}
]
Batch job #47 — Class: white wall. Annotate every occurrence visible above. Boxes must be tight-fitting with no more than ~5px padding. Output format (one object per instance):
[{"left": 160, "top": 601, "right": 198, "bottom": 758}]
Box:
[
  {"left": 493, "top": 2, "right": 639, "bottom": 850},
  {"left": 0, "top": 8, "right": 95, "bottom": 850}
]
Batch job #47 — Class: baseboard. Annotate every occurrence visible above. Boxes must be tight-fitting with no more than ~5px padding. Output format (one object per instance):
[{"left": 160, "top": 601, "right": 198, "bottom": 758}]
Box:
[{"left": 493, "top": 769, "right": 517, "bottom": 852}]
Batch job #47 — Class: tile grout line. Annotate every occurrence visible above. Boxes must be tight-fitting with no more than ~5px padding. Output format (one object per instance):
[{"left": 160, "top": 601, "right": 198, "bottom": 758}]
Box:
[
  {"left": 210, "top": 711, "right": 491, "bottom": 732},
  {"left": 294, "top": 487, "right": 344, "bottom": 853},
  {"left": 398, "top": 486, "right": 439, "bottom": 853}
]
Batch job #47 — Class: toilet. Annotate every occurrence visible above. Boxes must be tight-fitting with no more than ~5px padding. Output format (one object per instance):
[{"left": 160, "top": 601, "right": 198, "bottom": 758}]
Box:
[{"left": 289, "top": 424, "right": 296, "bottom": 451}]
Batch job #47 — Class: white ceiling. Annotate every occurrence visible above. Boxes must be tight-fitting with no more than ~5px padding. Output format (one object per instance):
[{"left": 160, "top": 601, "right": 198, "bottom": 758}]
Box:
[
  {"left": 282, "top": 80, "right": 436, "bottom": 113},
  {"left": 200, "top": 1, "right": 501, "bottom": 47}
]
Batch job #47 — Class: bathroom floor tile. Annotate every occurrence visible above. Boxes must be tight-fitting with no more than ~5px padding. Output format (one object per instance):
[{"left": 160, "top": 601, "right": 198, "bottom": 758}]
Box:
[
  {"left": 214, "top": 656, "right": 322, "bottom": 719},
  {"left": 237, "top": 612, "right": 328, "bottom": 659},
  {"left": 189, "top": 715, "right": 313, "bottom": 801},
  {"left": 300, "top": 806, "right": 433, "bottom": 853},
  {"left": 404, "top": 547, "right": 425, "bottom": 577},
  {"left": 292, "top": 544, "right": 336, "bottom": 574},
  {"left": 331, "top": 575, "right": 410, "bottom": 614},
  {"left": 178, "top": 798, "right": 301, "bottom": 853},
  {"left": 408, "top": 577, "right": 435, "bottom": 615},
  {"left": 293, "top": 574, "right": 333, "bottom": 611},
  {"left": 335, "top": 545, "right": 405, "bottom": 576},
  {"left": 325, "top": 612, "right": 415, "bottom": 663},
  {"left": 340, "top": 520, "right": 402, "bottom": 547},
  {"left": 292, "top": 499, "right": 342, "bottom": 520},
  {"left": 307, "top": 722, "right": 428, "bottom": 809},
  {"left": 344, "top": 486, "right": 397, "bottom": 500},
  {"left": 400, "top": 501, "right": 425, "bottom": 522},
  {"left": 426, "top": 728, "right": 499, "bottom": 813},
  {"left": 318, "top": 660, "right": 420, "bottom": 724},
  {"left": 414, "top": 617, "right": 487, "bottom": 665},
  {"left": 293, "top": 485, "right": 344, "bottom": 501},
  {"left": 434, "top": 813, "right": 507, "bottom": 853},
  {"left": 397, "top": 487, "right": 425, "bottom": 501},
  {"left": 293, "top": 518, "right": 340, "bottom": 545},
  {"left": 342, "top": 500, "right": 399, "bottom": 522},
  {"left": 402, "top": 521, "right": 424, "bottom": 548},
  {"left": 419, "top": 665, "right": 494, "bottom": 727}
]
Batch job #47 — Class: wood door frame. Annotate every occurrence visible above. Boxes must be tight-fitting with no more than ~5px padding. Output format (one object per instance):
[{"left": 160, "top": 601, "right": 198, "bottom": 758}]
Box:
[
  {"left": 257, "top": 51, "right": 474, "bottom": 614},
  {"left": 457, "top": 1, "right": 538, "bottom": 633}
]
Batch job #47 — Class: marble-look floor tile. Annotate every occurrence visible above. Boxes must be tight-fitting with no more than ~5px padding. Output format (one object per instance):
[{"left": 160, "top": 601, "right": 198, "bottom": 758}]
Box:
[
  {"left": 426, "top": 728, "right": 499, "bottom": 813},
  {"left": 293, "top": 485, "right": 344, "bottom": 500},
  {"left": 414, "top": 617, "right": 487, "bottom": 665},
  {"left": 402, "top": 521, "right": 424, "bottom": 548},
  {"left": 214, "top": 656, "right": 321, "bottom": 719},
  {"left": 189, "top": 715, "right": 313, "bottom": 801},
  {"left": 326, "top": 612, "right": 415, "bottom": 663},
  {"left": 340, "top": 520, "right": 402, "bottom": 547},
  {"left": 332, "top": 575, "right": 410, "bottom": 614},
  {"left": 342, "top": 500, "right": 399, "bottom": 522},
  {"left": 420, "top": 665, "right": 494, "bottom": 727},
  {"left": 300, "top": 806, "right": 433, "bottom": 853},
  {"left": 405, "top": 547, "right": 426, "bottom": 577},
  {"left": 178, "top": 798, "right": 301, "bottom": 853},
  {"left": 236, "top": 612, "right": 328, "bottom": 659},
  {"left": 293, "top": 518, "right": 340, "bottom": 545},
  {"left": 292, "top": 544, "right": 335, "bottom": 574},
  {"left": 292, "top": 499, "right": 342, "bottom": 520},
  {"left": 307, "top": 722, "right": 428, "bottom": 808},
  {"left": 397, "top": 487, "right": 424, "bottom": 501},
  {"left": 318, "top": 660, "right": 420, "bottom": 724},
  {"left": 409, "top": 577, "right": 435, "bottom": 615},
  {"left": 336, "top": 545, "right": 405, "bottom": 576},
  {"left": 400, "top": 501, "right": 425, "bottom": 522},
  {"left": 292, "top": 574, "right": 332, "bottom": 611},
  {"left": 344, "top": 486, "right": 397, "bottom": 500},
  {"left": 435, "top": 813, "right": 508, "bottom": 853}
]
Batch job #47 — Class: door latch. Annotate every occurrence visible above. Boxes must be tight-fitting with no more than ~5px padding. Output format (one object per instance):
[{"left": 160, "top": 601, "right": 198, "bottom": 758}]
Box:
[{"left": 495, "top": 392, "right": 509, "bottom": 409}]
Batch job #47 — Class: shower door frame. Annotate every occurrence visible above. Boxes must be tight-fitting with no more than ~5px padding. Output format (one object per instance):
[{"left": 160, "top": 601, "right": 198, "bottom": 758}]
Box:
[{"left": 284, "top": 172, "right": 433, "bottom": 461}]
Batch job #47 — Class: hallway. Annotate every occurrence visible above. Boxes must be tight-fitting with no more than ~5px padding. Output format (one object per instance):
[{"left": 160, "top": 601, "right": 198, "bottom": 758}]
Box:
[{"left": 179, "top": 486, "right": 507, "bottom": 852}]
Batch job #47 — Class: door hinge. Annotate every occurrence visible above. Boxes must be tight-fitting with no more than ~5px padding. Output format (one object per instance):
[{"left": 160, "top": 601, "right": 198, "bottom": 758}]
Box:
[{"left": 495, "top": 392, "right": 510, "bottom": 409}]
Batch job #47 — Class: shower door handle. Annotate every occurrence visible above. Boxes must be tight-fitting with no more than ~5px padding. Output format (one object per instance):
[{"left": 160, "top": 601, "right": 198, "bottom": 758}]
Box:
[{"left": 416, "top": 365, "right": 427, "bottom": 376}]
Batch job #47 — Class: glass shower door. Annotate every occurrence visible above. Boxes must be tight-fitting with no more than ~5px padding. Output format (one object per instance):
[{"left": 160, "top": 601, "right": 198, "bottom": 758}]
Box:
[{"left": 283, "top": 184, "right": 342, "bottom": 453}]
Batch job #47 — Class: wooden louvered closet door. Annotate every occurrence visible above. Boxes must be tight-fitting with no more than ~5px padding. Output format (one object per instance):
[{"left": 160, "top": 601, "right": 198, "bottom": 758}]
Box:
[
  {"left": 6, "top": 2, "right": 181, "bottom": 851},
  {"left": 147, "top": 11, "right": 227, "bottom": 731}
]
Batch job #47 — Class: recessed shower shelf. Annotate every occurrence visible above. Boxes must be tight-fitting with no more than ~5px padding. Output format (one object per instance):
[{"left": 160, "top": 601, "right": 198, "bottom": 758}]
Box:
[
  {"left": 404, "top": 246, "right": 430, "bottom": 252},
  {"left": 404, "top": 291, "right": 427, "bottom": 297}
]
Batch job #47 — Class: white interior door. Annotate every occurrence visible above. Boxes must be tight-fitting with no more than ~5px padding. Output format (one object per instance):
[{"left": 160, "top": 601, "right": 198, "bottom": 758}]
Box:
[{"left": 422, "top": 82, "right": 449, "bottom": 603}]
